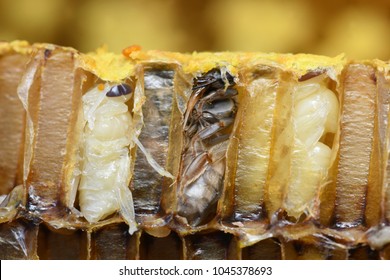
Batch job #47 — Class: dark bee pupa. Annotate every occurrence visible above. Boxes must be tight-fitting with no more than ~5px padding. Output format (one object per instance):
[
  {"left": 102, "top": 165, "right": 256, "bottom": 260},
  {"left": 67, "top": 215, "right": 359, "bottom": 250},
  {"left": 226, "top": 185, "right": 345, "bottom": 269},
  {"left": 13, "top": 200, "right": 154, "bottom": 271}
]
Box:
[
  {"left": 192, "top": 69, "right": 235, "bottom": 90},
  {"left": 106, "top": 83, "right": 132, "bottom": 97}
]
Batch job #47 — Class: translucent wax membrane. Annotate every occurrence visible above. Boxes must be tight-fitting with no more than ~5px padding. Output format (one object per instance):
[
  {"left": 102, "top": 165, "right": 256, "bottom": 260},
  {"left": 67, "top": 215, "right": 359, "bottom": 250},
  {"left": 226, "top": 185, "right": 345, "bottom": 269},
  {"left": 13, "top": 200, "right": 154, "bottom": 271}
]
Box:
[{"left": 232, "top": 74, "right": 278, "bottom": 220}]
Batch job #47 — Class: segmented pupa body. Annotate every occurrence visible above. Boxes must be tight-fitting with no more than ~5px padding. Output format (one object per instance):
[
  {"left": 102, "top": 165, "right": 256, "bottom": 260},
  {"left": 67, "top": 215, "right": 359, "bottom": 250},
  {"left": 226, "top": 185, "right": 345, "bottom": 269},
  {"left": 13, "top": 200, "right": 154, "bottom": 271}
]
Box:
[
  {"left": 78, "top": 83, "right": 137, "bottom": 233},
  {"left": 284, "top": 75, "right": 339, "bottom": 218},
  {"left": 177, "top": 68, "right": 237, "bottom": 226}
]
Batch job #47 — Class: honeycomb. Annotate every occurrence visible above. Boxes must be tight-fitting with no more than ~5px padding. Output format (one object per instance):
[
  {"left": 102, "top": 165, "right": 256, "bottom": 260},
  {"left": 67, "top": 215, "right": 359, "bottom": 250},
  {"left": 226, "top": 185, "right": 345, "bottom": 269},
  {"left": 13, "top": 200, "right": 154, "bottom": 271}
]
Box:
[{"left": 1, "top": 41, "right": 390, "bottom": 260}]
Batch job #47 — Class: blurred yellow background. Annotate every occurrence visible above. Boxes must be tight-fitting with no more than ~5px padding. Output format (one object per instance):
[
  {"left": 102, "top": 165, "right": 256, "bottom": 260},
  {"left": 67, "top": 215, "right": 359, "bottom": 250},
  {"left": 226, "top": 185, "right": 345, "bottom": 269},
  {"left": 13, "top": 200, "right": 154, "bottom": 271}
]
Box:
[{"left": 0, "top": 0, "right": 390, "bottom": 59}]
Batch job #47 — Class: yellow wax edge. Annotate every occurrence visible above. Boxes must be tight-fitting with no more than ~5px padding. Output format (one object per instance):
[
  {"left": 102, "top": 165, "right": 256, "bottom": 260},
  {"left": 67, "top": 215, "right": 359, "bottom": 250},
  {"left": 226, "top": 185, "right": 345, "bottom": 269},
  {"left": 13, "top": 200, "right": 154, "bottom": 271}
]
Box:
[{"left": 0, "top": 40, "right": 32, "bottom": 55}]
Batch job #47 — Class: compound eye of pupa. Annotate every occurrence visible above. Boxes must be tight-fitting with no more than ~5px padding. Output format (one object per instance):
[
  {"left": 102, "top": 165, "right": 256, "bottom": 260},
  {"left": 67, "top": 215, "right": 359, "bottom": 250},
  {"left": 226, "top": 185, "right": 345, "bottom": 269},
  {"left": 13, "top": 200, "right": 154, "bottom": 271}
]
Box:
[{"left": 106, "top": 83, "right": 133, "bottom": 97}]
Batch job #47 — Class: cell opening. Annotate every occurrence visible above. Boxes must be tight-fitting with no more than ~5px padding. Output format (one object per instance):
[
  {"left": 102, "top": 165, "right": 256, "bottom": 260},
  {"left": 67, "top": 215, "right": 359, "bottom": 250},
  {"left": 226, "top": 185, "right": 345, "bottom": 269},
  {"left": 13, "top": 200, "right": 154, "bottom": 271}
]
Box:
[
  {"left": 139, "top": 231, "right": 182, "bottom": 260},
  {"left": 0, "top": 220, "right": 37, "bottom": 260},
  {"left": 184, "top": 231, "right": 238, "bottom": 260},
  {"left": 0, "top": 53, "right": 28, "bottom": 197},
  {"left": 37, "top": 224, "right": 88, "bottom": 260},
  {"left": 282, "top": 239, "right": 348, "bottom": 260},
  {"left": 242, "top": 238, "right": 282, "bottom": 260},
  {"left": 349, "top": 245, "right": 380, "bottom": 260},
  {"left": 132, "top": 67, "right": 176, "bottom": 216},
  {"left": 90, "top": 223, "right": 138, "bottom": 260}
]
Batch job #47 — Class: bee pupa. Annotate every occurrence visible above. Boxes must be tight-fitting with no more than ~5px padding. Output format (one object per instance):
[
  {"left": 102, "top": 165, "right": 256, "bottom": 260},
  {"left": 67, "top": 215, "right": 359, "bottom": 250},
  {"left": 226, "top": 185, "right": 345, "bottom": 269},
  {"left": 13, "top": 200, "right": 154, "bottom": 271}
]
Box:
[{"left": 77, "top": 83, "right": 137, "bottom": 233}]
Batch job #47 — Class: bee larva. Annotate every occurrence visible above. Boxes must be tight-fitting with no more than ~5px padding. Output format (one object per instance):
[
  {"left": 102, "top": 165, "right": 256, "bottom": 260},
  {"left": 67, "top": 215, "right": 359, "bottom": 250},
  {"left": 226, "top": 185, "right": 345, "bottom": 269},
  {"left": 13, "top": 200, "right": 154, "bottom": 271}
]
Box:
[
  {"left": 283, "top": 74, "right": 339, "bottom": 219},
  {"left": 78, "top": 83, "right": 137, "bottom": 233}
]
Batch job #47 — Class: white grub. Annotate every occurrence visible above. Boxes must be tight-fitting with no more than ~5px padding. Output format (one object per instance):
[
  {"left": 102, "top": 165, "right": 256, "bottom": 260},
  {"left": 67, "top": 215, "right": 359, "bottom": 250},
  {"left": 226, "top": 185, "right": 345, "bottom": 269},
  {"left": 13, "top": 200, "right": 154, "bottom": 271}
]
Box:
[
  {"left": 293, "top": 76, "right": 338, "bottom": 171},
  {"left": 78, "top": 83, "right": 137, "bottom": 234},
  {"left": 285, "top": 75, "right": 339, "bottom": 218},
  {"left": 77, "top": 82, "right": 173, "bottom": 234}
]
